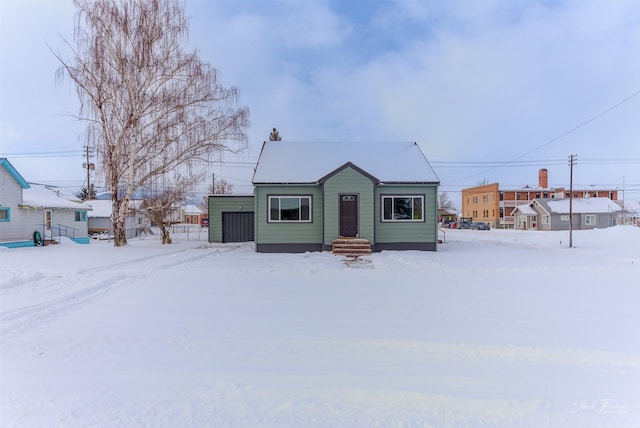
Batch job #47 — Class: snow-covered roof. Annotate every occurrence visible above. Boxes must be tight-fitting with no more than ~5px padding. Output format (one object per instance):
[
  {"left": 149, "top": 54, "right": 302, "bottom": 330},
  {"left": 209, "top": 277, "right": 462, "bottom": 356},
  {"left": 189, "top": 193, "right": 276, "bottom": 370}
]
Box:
[
  {"left": 252, "top": 141, "right": 440, "bottom": 184},
  {"left": 514, "top": 204, "right": 537, "bottom": 215},
  {"left": 21, "top": 184, "right": 92, "bottom": 210},
  {"left": 83, "top": 200, "right": 112, "bottom": 218},
  {"left": 543, "top": 198, "right": 622, "bottom": 214},
  {"left": 84, "top": 199, "right": 146, "bottom": 218},
  {"left": 183, "top": 204, "right": 203, "bottom": 214}
]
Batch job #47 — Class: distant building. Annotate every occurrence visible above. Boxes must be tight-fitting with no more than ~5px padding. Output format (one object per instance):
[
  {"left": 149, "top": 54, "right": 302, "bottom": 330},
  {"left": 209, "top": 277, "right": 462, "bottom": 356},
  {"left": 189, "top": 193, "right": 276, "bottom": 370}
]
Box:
[
  {"left": 84, "top": 199, "right": 150, "bottom": 238},
  {"left": 181, "top": 204, "right": 204, "bottom": 225},
  {"left": 513, "top": 197, "right": 621, "bottom": 230},
  {"left": 461, "top": 169, "right": 619, "bottom": 229}
]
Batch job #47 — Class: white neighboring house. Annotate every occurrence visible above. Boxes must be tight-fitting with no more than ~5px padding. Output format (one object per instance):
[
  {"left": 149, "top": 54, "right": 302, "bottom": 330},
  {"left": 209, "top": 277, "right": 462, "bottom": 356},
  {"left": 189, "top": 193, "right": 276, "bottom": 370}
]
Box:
[
  {"left": 1, "top": 158, "right": 92, "bottom": 247},
  {"left": 83, "top": 199, "right": 151, "bottom": 239}
]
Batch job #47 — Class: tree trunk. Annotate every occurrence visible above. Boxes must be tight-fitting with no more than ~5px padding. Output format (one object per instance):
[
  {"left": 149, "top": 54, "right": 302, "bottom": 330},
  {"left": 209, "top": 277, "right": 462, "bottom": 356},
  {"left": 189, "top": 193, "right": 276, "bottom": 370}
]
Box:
[
  {"left": 159, "top": 223, "right": 172, "bottom": 244},
  {"left": 111, "top": 196, "right": 128, "bottom": 247}
]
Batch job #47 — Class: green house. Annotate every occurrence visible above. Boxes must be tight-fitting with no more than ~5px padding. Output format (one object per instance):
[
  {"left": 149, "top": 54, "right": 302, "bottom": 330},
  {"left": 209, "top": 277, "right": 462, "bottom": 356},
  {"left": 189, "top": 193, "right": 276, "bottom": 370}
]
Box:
[{"left": 243, "top": 140, "right": 439, "bottom": 253}]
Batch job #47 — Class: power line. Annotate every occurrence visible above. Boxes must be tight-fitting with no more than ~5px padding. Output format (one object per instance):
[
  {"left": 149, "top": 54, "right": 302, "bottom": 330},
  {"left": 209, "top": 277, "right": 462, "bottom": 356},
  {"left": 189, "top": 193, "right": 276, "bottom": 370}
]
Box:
[
  {"left": 447, "top": 89, "right": 640, "bottom": 184},
  {"left": 1, "top": 150, "right": 81, "bottom": 158}
]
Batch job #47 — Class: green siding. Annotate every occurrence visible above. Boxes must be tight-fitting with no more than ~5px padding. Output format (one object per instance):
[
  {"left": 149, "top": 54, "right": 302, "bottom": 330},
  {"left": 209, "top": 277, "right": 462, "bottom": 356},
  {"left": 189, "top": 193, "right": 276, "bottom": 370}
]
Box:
[
  {"left": 374, "top": 185, "right": 438, "bottom": 245},
  {"left": 254, "top": 185, "right": 323, "bottom": 244},
  {"left": 322, "top": 167, "right": 375, "bottom": 245},
  {"left": 208, "top": 195, "right": 255, "bottom": 242}
]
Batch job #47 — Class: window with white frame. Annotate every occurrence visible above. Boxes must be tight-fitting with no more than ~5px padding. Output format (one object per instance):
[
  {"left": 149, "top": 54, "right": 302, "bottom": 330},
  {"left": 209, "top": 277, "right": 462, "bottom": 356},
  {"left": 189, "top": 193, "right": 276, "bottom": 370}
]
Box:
[
  {"left": 382, "top": 195, "right": 424, "bottom": 221},
  {"left": 585, "top": 214, "right": 596, "bottom": 225},
  {"left": 542, "top": 215, "right": 550, "bottom": 224},
  {"left": 560, "top": 215, "right": 569, "bottom": 221},
  {"left": 268, "top": 196, "right": 311, "bottom": 222},
  {"left": 75, "top": 211, "right": 86, "bottom": 222},
  {"left": 0, "top": 207, "right": 9, "bottom": 222}
]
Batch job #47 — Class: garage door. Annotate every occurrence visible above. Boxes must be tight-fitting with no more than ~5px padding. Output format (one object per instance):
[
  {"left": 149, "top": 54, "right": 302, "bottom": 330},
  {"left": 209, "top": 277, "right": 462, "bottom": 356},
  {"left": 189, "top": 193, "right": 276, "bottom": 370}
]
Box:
[{"left": 222, "top": 212, "right": 254, "bottom": 243}]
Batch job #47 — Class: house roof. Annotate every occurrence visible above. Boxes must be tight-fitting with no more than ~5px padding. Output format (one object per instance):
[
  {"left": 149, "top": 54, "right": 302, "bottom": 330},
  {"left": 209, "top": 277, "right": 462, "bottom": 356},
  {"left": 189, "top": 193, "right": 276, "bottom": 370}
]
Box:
[
  {"left": 252, "top": 141, "right": 440, "bottom": 184},
  {"left": 84, "top": 199, "right": 146, "bottom": 218},
  {"left": 21, "top": 184, "right": 92, "bottom": 210},
  {"left": 183, "top": 204, "right": 203, "bottom": 214},
  {"left": 1, "top": 158, "right": 30, "bottom": 189},
  {"left": 83, "top": 200, "right": 112, "bottom": 218},
  {"left": 536, "top": 197, "right": 622, "bottom": 214},
  {"left": 513, "top": 204, "right": 538, "bottom": 215}
]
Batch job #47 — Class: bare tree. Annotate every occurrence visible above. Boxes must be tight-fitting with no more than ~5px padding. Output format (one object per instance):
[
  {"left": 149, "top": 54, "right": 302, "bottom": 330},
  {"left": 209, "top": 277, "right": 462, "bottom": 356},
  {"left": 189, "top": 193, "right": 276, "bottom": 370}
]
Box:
[
  {"left": 209, "top": 177, "right": 234, "bottom": 195},
  {"left": 269, "top": 127, "right": 282, "bottom": 141},
  {"left": 54, "top": 0, "right": 249, "bottom": 246},
  {"left": 143, "top": 173, "right": 198, "bottom": 244},
  {"left": 202, "top": 177, "right": 233, "bottom": 209},
  {"left": 438, "top": 192, "right": 455, "bottom": 210}
]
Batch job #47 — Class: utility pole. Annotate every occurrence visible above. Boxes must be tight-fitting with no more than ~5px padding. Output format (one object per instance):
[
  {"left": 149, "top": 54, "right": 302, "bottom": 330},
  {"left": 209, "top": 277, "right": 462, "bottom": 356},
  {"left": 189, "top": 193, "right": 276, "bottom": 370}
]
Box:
[
  {"left": 82, "top": 146, "right": 95, "bottom": 199},
  {"left": 622, "top": 175, "right": 626, "bottom": 224},
  {"left": 568, "top": 154, "right": 577, "bottom": 248}
]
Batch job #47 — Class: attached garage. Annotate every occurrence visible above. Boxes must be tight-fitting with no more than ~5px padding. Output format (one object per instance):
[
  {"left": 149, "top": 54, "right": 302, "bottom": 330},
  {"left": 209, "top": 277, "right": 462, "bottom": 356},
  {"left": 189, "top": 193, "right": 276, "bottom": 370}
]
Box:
[
  {"left": 208, "top": 195, "right": 255, "bottom": 243},
  {"left": 222, "top": 211, "right": 254, "bottom": 242}
]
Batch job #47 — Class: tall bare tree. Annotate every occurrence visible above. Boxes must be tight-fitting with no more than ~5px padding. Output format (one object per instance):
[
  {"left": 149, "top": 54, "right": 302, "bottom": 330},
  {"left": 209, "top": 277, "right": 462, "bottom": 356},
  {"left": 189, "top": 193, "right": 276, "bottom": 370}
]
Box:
[
  {"left": 143, "top": 173, "right": 198, "bottom": 244},
  {"left": 438, "top": 192, "right": 455, "bottom": 211},
  {"left": 209, "top": 177, "right": 234, "bottom": 195},
  {"left": 54, "top": 0, "right": 249, "bottom": 246}
]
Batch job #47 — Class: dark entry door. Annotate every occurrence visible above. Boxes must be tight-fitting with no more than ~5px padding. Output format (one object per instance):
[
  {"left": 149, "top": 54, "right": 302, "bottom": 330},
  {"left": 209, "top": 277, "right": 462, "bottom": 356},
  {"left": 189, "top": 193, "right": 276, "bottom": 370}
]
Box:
[
  {"left": 339, "top": 194, "right": 359, "bottom": 237},
  {"left": 222, "top": 212, "right": 255, "bottom": 242}
]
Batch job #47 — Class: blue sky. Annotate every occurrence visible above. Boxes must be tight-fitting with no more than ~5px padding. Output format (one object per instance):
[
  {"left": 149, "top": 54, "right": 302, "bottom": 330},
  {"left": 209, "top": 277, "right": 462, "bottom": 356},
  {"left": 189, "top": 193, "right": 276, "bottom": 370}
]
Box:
[{"left": 1, "top": 0, "right": 639, "bottom": 207}]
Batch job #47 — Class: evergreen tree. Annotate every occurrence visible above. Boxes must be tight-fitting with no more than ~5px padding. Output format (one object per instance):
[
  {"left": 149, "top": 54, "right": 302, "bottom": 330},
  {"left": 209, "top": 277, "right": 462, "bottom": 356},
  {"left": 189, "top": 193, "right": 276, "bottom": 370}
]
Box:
[
  {"left": 76, "top": 183, "right": 97, "bottom": 200},
  {"left": 269, "top": 127, "right": 282, "bottom": 141}
]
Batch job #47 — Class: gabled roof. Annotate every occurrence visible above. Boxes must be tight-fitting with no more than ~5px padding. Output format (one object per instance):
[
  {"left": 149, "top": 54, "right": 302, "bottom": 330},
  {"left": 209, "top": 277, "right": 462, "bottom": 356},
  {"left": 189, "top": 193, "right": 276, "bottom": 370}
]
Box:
[
  {"left": 252, "top": 141, "right": 440, "bottom": 184},
  {"left": 513, "top": 204, "right": 537, "bottom": 215},
  {"left": 535, "top": 197, "right": 622, "bottom": 214},
  {"left": 183, "top": 204, "right": 203, "bottom": 214},
  {"left": 21, "top": 184, "right": 92, "bottom": 210},
  {"left": 0, "top": 158, "right": 30, "bottom": 189}
]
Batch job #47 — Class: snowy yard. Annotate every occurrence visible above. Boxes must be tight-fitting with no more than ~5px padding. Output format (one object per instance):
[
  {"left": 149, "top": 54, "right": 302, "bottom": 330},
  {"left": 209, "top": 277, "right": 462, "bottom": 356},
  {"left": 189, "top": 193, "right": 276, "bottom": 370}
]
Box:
[{"left": 1, "top": 226, "right": 639, "bottom": 427}]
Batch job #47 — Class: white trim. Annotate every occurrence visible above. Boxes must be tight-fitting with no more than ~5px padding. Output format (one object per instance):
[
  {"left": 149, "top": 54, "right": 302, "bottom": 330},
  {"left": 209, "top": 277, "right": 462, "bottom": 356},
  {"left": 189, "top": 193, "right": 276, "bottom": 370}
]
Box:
[{"left": 381, "top": 195, "right": 425, "bottom": 222}]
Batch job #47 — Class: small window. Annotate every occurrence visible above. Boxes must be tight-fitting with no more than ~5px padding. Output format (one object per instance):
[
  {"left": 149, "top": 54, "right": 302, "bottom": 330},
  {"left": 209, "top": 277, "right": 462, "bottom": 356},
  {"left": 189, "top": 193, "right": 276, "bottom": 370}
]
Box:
[
  {"left": 382, "top": 196, "right": 424, "bottom": 221},
  {"left": 75, "top": 211, "right": 86, "bottom": 222},
  {"left": 542, "top": 215, "right": 550, "bottom": 224},
  {"left": 585, "top": 214, "right": 596, "bottom": 225},
  {"left": 268, "top": 196, "right": 311, "bottom": 222},
  {"left": 560, "top": 215, "right": 570, "bottom": 221},
  {"left": 0, "top": 207, "right": 10, "bottom": 222}
]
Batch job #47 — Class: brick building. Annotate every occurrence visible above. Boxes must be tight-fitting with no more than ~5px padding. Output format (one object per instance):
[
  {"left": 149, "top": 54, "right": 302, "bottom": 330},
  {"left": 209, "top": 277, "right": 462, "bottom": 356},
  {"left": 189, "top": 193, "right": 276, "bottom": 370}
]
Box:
[{"left": 461, "top": 169, "right": 619, "bottom": 229}]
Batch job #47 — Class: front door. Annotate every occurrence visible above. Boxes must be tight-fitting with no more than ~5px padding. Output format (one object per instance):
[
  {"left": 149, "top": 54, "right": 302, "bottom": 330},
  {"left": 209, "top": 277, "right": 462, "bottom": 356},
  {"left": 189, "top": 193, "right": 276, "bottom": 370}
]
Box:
[
  {"left": 45, "top": 210, "right": 52, "bottom": 231},
  {"left": 339, "top": 194, "right": 358, "bottom": 237}
]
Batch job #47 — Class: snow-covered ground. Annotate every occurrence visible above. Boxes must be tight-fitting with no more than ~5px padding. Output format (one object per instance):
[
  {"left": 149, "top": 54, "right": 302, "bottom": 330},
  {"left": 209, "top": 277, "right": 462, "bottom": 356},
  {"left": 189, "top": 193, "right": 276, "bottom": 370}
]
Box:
[{"left": 1, "top": 226, "right": 639, "bottom": 427}]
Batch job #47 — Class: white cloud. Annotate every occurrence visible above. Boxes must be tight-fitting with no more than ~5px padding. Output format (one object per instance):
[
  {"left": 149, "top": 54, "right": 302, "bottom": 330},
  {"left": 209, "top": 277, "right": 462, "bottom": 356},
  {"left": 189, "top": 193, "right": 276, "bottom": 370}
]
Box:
[{"left": 1, "top": 0, "right": 638, "bottom": 200}]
